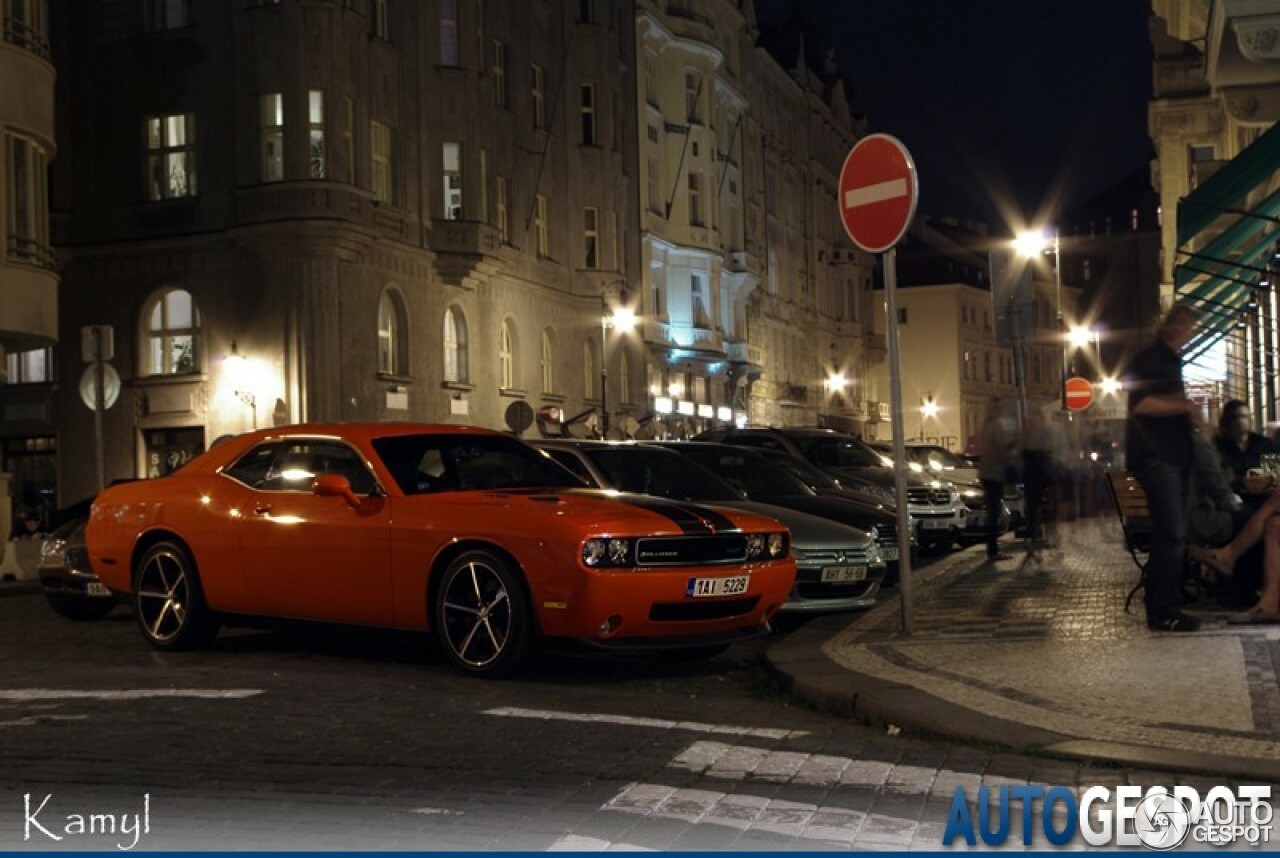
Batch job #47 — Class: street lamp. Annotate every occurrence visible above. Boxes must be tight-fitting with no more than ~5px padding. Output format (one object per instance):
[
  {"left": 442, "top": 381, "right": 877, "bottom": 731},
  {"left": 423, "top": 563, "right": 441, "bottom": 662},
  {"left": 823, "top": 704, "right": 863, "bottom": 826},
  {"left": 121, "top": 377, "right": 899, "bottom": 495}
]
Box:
[
  {"left": 225, "top": 341, "right": 258, "bottom": 430},
  {"left": 600, "top": 300, "right": 635, "bottom": 438},
  {"left": 1014, "top": 228, "right": 1066, "bottom": 407},
  {"left": 822, "top": 371, "right": 847, "bottom": 426},
  {"left": 919, "top": 392, "right": 937, "bottom": 440}
]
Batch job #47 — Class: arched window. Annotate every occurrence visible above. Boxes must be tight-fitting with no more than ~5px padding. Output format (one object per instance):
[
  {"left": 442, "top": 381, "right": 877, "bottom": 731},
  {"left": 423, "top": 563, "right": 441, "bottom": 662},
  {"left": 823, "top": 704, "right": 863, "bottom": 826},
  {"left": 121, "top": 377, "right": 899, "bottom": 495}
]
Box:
[
  {"left": 499, "top": 318, "right": 515, "bottom": 389},
  {"left": 377, "top": 289, "right": 408, "bottom": 375},
  {"left": 142, "top": 287, "right": 200, "bottom": 375},
  {"left": 540, "top": 328, "right": 554, "bottom": 394},
  {"left": 583, "top": 339, "right": 597, "bottom": 400},
  {"left": 443, "top": 306, "right": 468, "bottom": 383}
]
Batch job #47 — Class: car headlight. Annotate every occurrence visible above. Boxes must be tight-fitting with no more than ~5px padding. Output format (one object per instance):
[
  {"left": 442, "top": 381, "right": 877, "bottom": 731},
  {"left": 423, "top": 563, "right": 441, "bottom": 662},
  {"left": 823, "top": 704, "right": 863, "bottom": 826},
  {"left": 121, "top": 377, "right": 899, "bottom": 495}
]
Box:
[
  {"left": 745, "top": 533, "right": 765, "bottom": 559},
  {"left": 40, "top": 537, "right": 68, "bottom": 564},
  {"left": 867, "top": 544, "right": 884, "bottom": 566},
  {"left": 767, "top": 532, "right": 787, "bottom": 558},
  {"left": 583, "top": 537, "right": 633, "bottom": 568}
]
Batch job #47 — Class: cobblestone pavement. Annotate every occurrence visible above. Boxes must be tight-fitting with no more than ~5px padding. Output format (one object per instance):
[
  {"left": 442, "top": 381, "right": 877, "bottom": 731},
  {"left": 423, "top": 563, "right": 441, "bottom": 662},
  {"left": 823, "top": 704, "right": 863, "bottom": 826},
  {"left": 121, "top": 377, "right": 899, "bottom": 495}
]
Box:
[
  {"left": 0, "top": 559, "right": 1274, "bottom": 851},
  {"left": 791, "top": 516, "right": 1280, "bottom": 777}
]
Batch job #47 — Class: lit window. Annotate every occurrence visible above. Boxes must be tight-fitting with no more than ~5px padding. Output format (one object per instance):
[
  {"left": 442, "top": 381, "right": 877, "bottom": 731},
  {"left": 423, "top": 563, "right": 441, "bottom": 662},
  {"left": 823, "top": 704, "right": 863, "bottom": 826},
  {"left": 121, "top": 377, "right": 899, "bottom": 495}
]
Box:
[
  {"left": 583, "top": 207, "right": 598, "bottom": 269},
  {"left": 500, "top": 319, "right": 516, "bottom": 389},
  {"left": 535, "top": 194, "right": 548, "bottom": 257},
  {"left": 496, "top": 176, "right": 509, "bottom": 242},
  {"left": 688, "top": 172, "right": 702, "bottom": 225},
  {"left": 531, "top": 64, "right": 545, "bottom": 130},
  {"left": 685, "top": 71, "right": 701, "bottom": 123},
  {"left": 442, "top": 142, "right": 462, "bottom": 220},
  {"left": 6, "top": 133, "right": 50, "bottom": 268},
  {"left": 5, "top": 348, "right": 52, "bottom": 385},
  {"left": 492, "top": 41, "right": 508, "bottom": 108},
  {"left": 443, "top": 306, "right": 468, "bottom": 383},
  {"left": 143, "top": 288, "right": 200, "bottom": 375},
  {"left": 146, "top": 0, "right": 188, "bottom": 30},
  {"left": 371, "top": 121, "right": 391, "bottom": 202},
  {"left": 439, "top": 0, "right": 458, "bottom": 66},
  {"left": 309, "top": 90, "right": 326, "bottom": 179},
  {"left": 146, "top": 113, "right": 197, "bottom": 200},
  {"left": 260, "top": 93, "right": 283, "bottom": 182},
  {"left": 540, "top": 329, "right": 554, "bottom": 394},
  {"left": 580, "top": 84, "right": 596, "bottom": 146},
  {"left": 377, "top": 289, "right": 408, "bottom": 376}
]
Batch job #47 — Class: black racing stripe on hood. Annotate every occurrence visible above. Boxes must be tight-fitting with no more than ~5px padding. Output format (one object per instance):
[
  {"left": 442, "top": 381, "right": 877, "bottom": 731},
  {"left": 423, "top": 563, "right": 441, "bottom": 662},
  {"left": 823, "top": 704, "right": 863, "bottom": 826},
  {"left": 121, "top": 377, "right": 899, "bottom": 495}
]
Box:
[
  {"left": 614, "top": 495, "right": 720, "bottom": 534},
  {"left": 666, "top": 501, "right": 740, "bottom": 533}
]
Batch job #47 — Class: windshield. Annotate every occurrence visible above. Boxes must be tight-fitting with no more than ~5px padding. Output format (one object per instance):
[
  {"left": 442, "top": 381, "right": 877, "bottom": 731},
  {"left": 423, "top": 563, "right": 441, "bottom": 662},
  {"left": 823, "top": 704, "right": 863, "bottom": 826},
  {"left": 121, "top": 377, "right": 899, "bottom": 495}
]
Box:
[
  {"left": 760, "top": 450, "right": 842, "bottom": 490},
  {"left": 372, "top": 434, "right": 584, "bottom": 495},
  {"left": 794, "top": 436, "right": 885, "bottom": 469},
  {"left": 582, "top": 447, "right": 743, "bottom": 502},
  {"left": 672, "top": 447, "right": 814, "bottom": 497},
  {"left": 907, "top": 446, "right": 971, "bottom": 470}
]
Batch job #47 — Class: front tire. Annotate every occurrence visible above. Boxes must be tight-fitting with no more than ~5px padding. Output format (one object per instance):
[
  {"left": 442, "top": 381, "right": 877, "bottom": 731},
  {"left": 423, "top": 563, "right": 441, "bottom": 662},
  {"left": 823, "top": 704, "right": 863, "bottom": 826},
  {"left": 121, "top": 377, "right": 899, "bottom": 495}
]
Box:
[
  {"left": 434, "top": 550, "right": 536, "bottom": 677},
  {"left": 132, "top": 541, "right": 218, "bottom": 650}
]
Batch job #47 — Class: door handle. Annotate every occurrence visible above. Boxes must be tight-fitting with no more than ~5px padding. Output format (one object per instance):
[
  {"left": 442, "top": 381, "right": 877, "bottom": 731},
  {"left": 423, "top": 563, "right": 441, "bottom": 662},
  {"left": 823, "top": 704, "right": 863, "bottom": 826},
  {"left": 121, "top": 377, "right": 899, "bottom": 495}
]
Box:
[{"left": 253, "top": 504, "right": 272, "bottom": 517}]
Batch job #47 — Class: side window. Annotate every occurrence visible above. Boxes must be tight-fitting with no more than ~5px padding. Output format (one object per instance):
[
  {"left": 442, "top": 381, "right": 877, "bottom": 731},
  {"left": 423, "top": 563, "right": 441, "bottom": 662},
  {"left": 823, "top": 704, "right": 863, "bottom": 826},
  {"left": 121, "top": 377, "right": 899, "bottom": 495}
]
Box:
[
  {"left": 543, "top": 448, "right": 593, "bottom": 485},
  {"left": 222, "top": 443, "right": 280, "bottom": 489},
  {"left": 261, "top": 440, "right": 378, "bottom": 494}
]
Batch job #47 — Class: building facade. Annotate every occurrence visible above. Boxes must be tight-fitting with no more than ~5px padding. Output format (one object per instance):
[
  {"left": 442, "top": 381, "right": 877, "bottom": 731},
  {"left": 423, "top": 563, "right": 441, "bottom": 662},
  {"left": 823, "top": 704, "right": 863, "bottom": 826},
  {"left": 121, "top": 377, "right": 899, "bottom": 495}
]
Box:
[
  {"left": 0, "top": 0, "right": 57, "bottom": 523},
  {"left": 1150, "top": 0, "right": 1280, "bottom": 423}
]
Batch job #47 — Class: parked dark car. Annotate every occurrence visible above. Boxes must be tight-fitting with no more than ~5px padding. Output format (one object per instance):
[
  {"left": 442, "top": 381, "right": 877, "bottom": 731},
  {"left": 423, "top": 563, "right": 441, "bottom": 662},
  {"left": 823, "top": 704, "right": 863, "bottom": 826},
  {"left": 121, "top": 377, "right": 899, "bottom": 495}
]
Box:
[
  {"left": 694, "top": 427, "right": 967, "bottom": 551},
  {"left": 533, "top": 440, "right": 885, "bottom": 614},
  {"left": 649, "top": 441, "right": 916, "bottom": 582},
  {"left": 39, "top": 498, "right": 115, "bottom": 621}
]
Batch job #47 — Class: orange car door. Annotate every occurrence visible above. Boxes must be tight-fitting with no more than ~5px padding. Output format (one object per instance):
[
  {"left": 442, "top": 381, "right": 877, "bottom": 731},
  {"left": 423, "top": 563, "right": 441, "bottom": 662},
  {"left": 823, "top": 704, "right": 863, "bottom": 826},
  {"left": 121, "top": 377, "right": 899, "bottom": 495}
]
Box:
[{"left": 236, "top": 441, "right": 394, "bottom": 626}]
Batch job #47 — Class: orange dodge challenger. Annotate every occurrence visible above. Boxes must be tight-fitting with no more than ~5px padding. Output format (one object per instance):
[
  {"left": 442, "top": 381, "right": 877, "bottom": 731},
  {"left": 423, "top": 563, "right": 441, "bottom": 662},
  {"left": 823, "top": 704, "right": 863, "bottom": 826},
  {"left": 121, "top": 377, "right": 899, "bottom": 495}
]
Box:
[{"left": 86, "top": 424, "right": 795, "bottom": 676}]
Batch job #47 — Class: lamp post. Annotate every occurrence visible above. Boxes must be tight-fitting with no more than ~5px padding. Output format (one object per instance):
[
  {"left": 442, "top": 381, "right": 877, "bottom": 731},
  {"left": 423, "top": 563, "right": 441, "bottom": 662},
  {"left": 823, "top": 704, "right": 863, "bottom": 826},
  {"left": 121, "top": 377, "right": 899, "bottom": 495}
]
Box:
[
  {"left": 919, "top": 392, "right": 937, "bottom": 440},
  {"left": 599, "top": 300, "right": 635, "bottom": 438},
  {"left": 1014, "top": 229, "right": 1066, "bottom": 409},
  {"left": 822, "top": 371, "right": 847, "bottom": 428}
]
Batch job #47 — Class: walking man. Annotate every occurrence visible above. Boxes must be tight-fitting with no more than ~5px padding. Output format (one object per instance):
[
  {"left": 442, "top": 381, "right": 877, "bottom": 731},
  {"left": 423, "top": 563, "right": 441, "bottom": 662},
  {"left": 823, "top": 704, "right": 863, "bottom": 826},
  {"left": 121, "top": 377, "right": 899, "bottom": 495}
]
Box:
[{"left": 1125, "top": 304, "right": 1202, "bottom": 632}]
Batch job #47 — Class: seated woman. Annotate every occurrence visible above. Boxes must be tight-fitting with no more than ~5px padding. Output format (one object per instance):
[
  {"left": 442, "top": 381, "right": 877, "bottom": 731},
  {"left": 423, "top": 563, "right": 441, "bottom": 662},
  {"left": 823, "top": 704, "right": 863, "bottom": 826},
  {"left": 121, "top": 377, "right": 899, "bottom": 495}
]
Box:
[
  {"left": 1214, "top": 399, "right": 1276, "bottom": 494},
  {"left": 1187, "top": 433, "right": 1266, "bottom": 609},
  {"left": 1192, "top": 485, "right": 1280, "bottom": 620}
]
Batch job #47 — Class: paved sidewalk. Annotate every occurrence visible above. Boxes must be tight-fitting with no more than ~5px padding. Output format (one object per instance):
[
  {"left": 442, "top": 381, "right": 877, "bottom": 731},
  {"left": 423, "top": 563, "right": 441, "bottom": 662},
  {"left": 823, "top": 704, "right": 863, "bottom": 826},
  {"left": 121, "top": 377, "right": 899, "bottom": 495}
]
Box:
[{"left": 768, "top": 516, "right": 1280, "bottom": 783}]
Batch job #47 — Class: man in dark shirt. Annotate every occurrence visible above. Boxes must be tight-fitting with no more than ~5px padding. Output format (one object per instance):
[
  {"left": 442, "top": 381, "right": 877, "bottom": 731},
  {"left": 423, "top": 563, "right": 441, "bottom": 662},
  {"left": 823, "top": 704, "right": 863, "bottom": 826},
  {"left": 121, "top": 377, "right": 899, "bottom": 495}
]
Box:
[{"left": 1124, "top": 304, "right": 1202, "bottom": 632}]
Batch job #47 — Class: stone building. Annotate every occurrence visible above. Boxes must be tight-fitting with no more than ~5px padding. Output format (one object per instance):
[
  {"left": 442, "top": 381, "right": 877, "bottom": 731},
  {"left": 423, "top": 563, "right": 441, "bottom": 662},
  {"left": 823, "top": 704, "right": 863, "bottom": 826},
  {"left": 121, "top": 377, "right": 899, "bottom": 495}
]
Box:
[{"left": 0, "top": 0, "right": 57, "bottom": 521}]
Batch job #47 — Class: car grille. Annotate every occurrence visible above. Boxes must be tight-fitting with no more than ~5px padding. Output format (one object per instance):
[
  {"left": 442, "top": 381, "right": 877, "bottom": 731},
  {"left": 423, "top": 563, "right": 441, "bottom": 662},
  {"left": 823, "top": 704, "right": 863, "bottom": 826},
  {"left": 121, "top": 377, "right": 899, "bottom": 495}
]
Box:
[
  {"left": 650, "top": 597, "right": 760, "bottom": 621},
  {"left": 634, "top": 535, "right": 747, "bottom": 567},
  {"left": 794, "top": 547, "right": 875, "bottom": 568},
  {"left": 907, "top": 487, "right": 953, "bottom": 506},
  {"left": 796, "top": 581, "right": 876, "bottom": 600}
]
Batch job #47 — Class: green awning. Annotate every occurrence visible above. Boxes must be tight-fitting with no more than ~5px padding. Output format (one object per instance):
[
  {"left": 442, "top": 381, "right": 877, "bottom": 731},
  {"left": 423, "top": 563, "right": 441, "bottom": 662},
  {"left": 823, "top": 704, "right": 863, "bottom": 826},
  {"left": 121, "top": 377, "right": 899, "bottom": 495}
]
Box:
[
  {"left": 1178, "top": 120, "right": 1280, "bottom": 247},
  {"left": 1175, "top": 121, "right": 1280, "bottom": 362}
]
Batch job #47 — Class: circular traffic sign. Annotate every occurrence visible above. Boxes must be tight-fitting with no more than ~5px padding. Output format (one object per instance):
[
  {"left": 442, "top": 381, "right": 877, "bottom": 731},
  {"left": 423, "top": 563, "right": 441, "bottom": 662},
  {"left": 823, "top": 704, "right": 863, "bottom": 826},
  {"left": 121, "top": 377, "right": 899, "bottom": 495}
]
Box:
[
  {"left": 1064, "top": 376, "right": 1094, "bottom": 411},
  {"left": 838, "top": 134, "right": 919, "bottom": 253},
  {"left": 79, "top": 363, "right": 121, "bottom": 410}
]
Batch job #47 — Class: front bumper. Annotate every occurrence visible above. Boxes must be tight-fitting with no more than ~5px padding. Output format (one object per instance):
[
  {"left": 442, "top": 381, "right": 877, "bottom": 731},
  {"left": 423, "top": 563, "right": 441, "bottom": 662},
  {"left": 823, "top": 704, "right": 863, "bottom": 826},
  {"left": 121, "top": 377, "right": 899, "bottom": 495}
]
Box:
[
  {"left": 535, "top": 558, "right": 795, "bottom": 643},
  {"left": 38, "top": 563, "right": 114, "bottom": 602}
]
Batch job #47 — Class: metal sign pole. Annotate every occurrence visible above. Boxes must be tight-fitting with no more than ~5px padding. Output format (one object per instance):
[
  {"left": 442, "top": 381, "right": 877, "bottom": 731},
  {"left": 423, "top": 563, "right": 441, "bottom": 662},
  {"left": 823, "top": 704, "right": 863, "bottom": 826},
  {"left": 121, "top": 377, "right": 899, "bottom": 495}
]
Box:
[
  {"left": 93, "top": 327, "right": 106, "bottom": 492},
  {"left": 883, "top": 248, "right": 913, "bottom": 635}
]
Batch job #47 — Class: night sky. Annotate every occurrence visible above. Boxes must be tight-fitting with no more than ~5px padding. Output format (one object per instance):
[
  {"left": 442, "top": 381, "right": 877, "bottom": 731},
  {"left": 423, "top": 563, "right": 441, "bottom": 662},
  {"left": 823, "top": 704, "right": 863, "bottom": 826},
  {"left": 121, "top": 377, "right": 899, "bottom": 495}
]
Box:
[{"left": 754, "top": 0, "right": 1154, "bottom": 235}]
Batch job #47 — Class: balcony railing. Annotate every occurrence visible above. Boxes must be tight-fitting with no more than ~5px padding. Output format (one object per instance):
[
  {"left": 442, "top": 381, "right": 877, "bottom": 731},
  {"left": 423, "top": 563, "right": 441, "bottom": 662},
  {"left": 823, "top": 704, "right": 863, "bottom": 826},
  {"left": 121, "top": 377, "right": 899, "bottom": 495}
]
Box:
[
  {"left": 3, "top": 14, "right": 50, "bottom": 61},
  {"left": 6, "top": 234, "right": 55, "bottom": 270}
]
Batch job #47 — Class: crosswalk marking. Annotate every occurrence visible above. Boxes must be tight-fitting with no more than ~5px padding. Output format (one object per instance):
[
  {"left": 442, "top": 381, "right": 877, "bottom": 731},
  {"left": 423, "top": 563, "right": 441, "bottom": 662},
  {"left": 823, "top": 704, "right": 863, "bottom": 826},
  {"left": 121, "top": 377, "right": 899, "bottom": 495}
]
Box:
[
  {"left": 0, "top": 689, "right": 264, "bottom": 701},
  {"left": 482, "top": 707, "right": 809, "bottom": 739}
]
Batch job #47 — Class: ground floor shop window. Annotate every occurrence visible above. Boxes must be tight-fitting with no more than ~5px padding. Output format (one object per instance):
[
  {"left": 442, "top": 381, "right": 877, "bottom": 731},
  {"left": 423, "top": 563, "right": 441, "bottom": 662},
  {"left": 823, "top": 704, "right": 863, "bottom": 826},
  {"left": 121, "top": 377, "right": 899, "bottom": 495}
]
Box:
[
  {"left": 2, "top": 436, "right": 56, "bottom": 538},
  {"left": 144, "top": 427, "right": 205, "bottom": 479}
]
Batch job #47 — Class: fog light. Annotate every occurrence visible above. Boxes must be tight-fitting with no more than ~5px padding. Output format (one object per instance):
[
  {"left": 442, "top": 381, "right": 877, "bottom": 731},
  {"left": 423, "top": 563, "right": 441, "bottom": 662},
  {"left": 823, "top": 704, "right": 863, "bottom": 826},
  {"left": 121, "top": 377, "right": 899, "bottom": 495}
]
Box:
[{"left": 598, "top": 615, "right": 622, "bottom": 637}]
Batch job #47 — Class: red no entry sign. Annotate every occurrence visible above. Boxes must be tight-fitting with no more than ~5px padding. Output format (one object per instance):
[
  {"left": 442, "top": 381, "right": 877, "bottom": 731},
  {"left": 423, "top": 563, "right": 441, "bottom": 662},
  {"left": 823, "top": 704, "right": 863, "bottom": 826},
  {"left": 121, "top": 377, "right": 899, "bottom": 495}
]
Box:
[
  {"left": 838, "top": 134, "right": 919, "bottom": 253},
  {"left": 1064, "top": 377, "right": 1094, "bottom": 411}
]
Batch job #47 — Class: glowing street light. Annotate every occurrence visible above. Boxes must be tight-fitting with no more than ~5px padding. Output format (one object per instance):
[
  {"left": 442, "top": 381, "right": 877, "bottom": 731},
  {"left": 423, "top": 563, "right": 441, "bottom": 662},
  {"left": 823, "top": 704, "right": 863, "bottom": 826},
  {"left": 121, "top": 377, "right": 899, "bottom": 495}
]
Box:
[{"left": 600, "top": 299, "right": 635, "bottom": 438}]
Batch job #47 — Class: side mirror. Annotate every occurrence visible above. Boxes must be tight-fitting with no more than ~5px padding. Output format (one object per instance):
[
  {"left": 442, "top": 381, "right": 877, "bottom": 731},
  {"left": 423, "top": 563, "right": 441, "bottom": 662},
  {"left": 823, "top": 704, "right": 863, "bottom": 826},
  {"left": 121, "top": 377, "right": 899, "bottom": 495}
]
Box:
[{"left": 313, "top": 473, "right": 360, "bottom": 508}]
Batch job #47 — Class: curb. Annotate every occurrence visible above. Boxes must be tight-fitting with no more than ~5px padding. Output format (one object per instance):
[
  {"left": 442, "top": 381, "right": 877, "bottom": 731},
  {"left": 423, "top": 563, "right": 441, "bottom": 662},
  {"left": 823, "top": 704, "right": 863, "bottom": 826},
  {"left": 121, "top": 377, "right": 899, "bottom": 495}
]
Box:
[{"left": 765, "top": 541, "right": 1280, "bottom": 782}]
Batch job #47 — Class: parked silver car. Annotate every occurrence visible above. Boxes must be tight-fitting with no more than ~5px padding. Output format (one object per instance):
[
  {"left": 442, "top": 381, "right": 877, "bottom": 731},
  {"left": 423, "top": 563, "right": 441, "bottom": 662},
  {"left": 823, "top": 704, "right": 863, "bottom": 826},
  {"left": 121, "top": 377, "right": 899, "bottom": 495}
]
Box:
[
  {"left": 533, "top": 440, "right": 885, "bottom": 614},
  {"left": 39, "top": 510, "right": 116, "bottom": 620}
]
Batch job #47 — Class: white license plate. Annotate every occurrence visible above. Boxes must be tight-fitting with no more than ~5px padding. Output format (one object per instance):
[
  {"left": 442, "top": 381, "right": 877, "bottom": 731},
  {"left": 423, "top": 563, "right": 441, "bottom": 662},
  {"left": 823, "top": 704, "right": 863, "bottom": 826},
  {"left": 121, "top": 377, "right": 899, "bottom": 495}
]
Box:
[
  {"left": 86, "top": 582, "right": 111, "bottom": 597},
  {"left": 922, "top": 519, "right": 952, "bottom": 530},
  {"left": 820, "top": 565, "right": 867, "bottom": 583},
  {"left": 686, "top": 575, "right": 749, "bottom": 598},
  {"left": 881, "top": 547, "right": 899, "bottom": 561}
]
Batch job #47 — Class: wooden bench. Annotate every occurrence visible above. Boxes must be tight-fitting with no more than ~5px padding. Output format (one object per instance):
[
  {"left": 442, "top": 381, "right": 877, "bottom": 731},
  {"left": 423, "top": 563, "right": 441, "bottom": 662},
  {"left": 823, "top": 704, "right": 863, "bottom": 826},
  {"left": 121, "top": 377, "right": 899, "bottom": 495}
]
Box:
[{"left": 1106, "top": 470, "right": 1152, "bottom": 612}]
